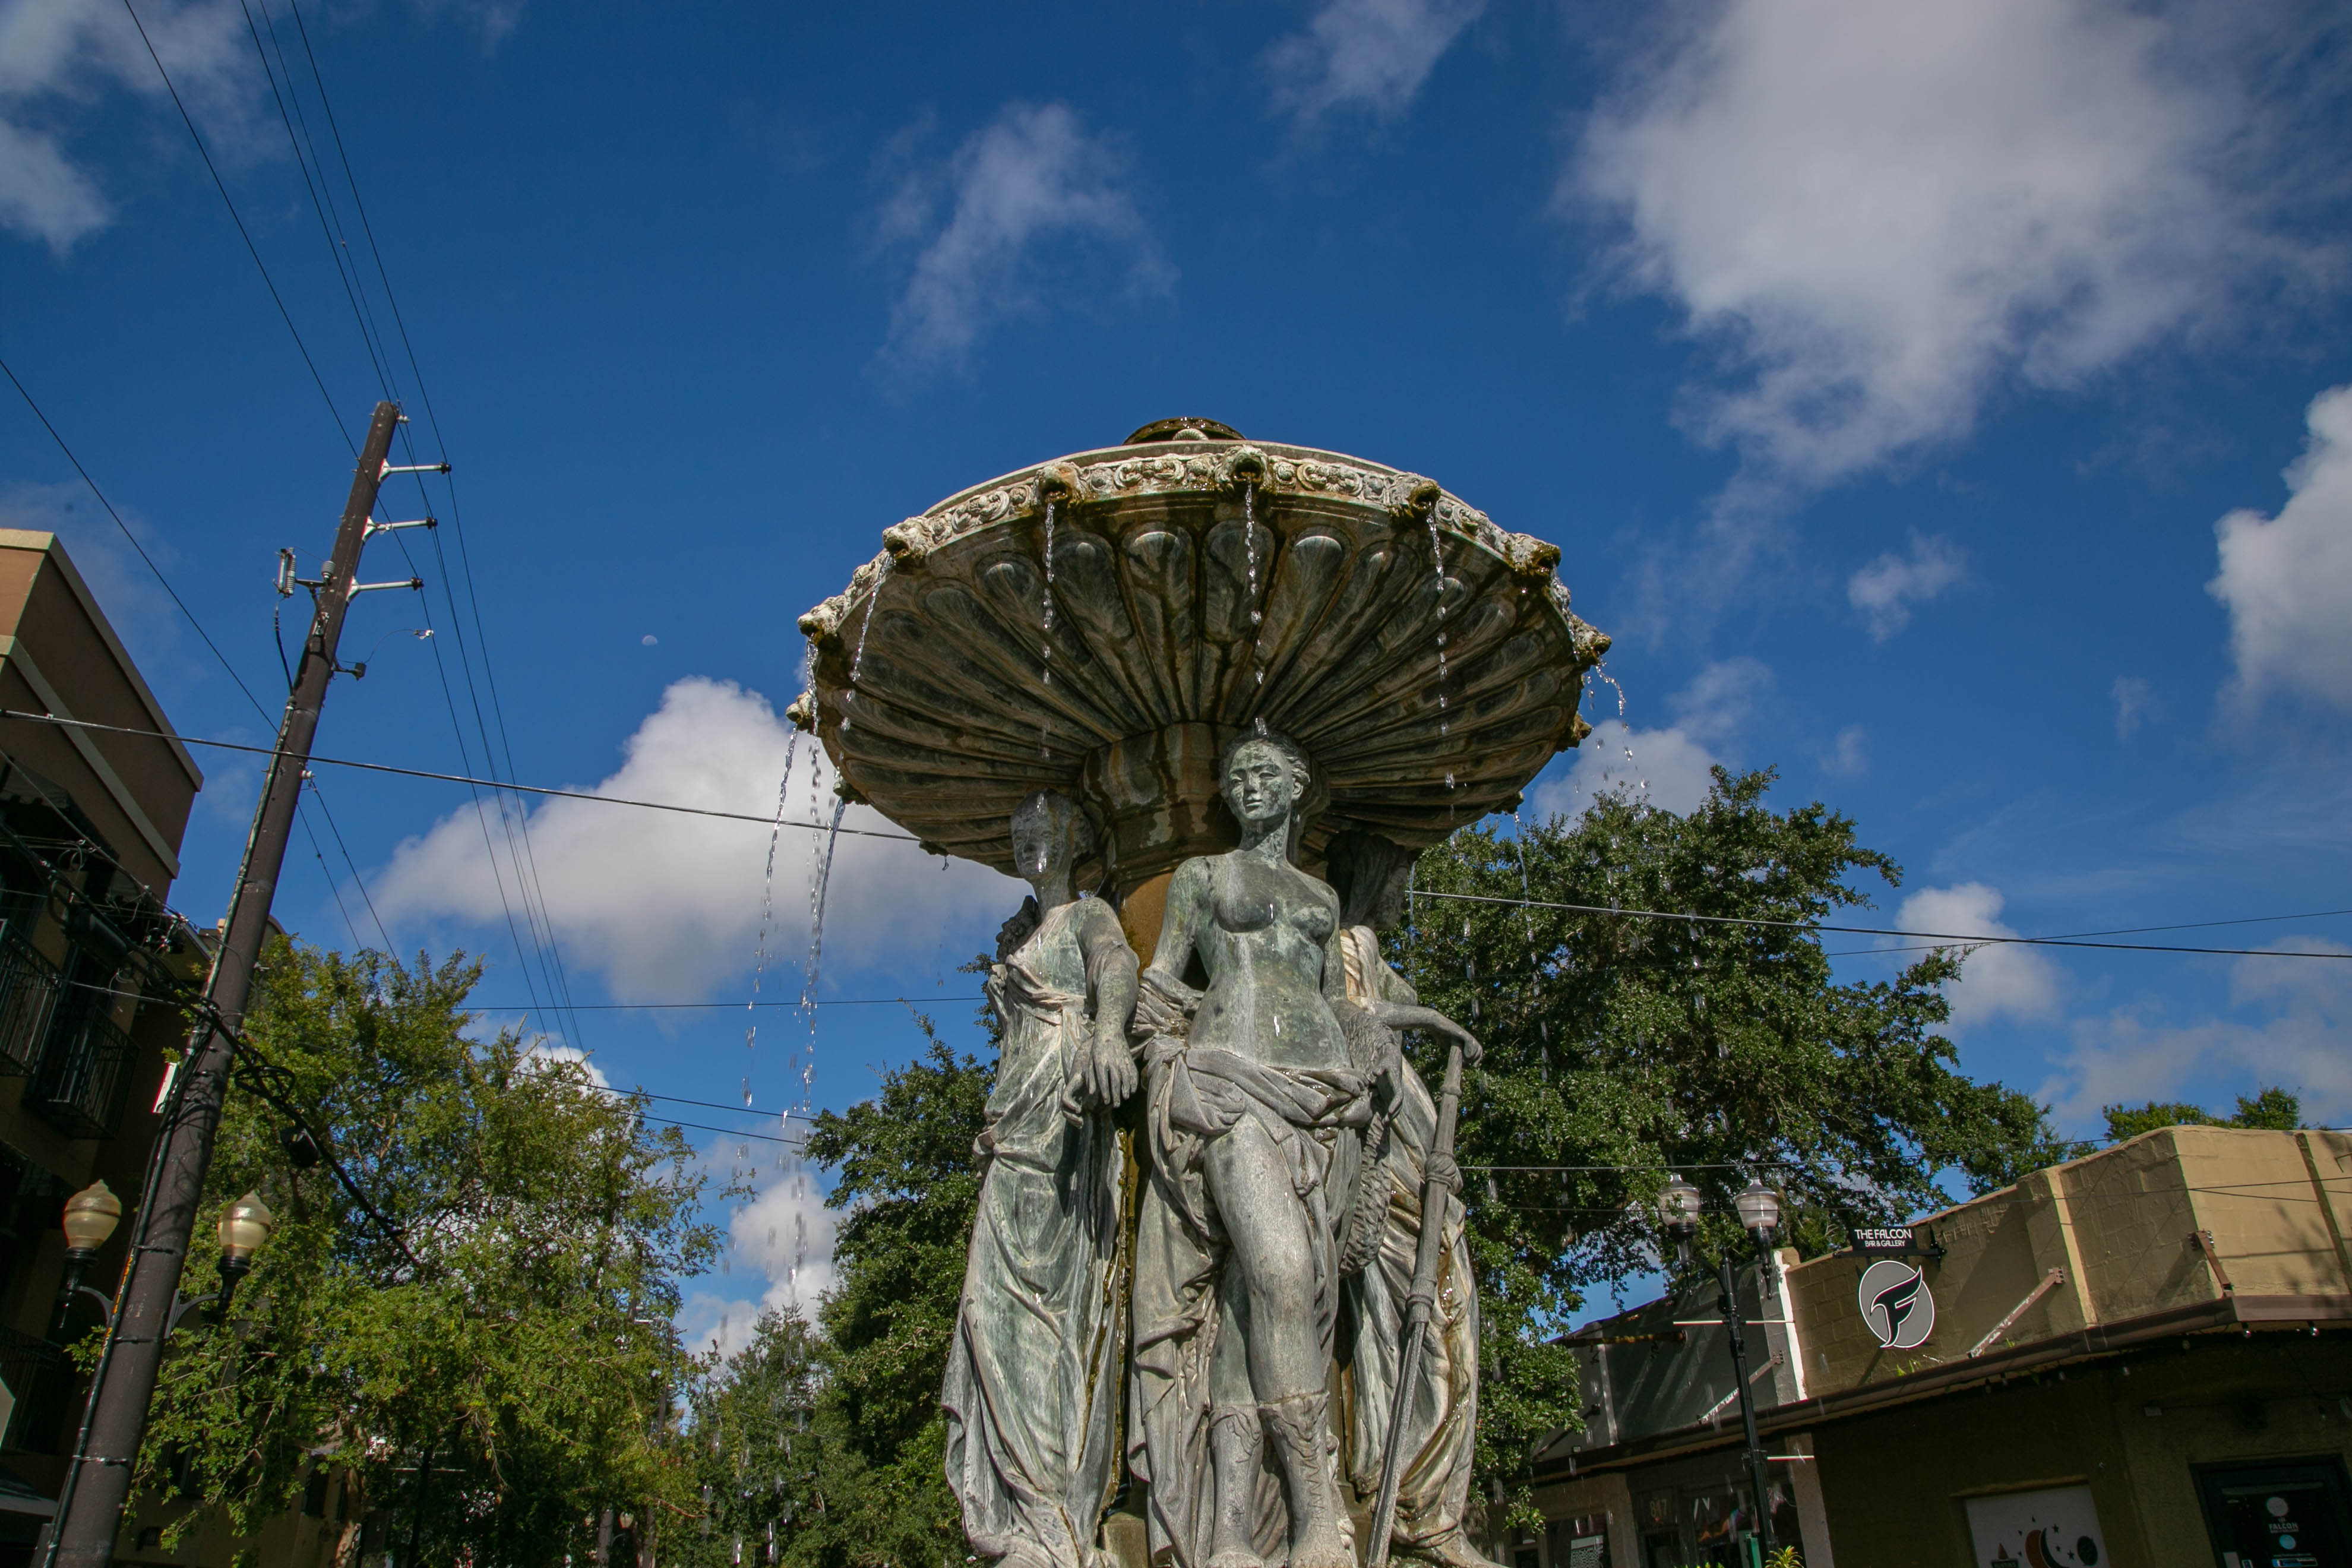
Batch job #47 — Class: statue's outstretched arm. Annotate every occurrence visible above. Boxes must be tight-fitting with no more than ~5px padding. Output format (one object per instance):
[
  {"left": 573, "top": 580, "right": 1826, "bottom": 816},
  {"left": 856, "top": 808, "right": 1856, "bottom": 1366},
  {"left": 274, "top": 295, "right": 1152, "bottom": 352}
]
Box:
[{"left": 1365, "top": 1000, "right": 1482, "bottom": 1068}]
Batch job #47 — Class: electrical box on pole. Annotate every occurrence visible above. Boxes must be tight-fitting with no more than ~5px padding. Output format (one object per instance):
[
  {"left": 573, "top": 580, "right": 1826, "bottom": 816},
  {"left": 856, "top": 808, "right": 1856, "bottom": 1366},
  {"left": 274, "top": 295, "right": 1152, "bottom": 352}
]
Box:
[{"left": 48, "top": 400, "right": 410, "bottom": 1567}]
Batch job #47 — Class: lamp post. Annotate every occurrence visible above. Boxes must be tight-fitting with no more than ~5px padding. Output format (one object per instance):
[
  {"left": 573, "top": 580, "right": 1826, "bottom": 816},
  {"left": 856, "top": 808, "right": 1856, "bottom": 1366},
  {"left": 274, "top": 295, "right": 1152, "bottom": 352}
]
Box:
[
  {"left": 1658, "top": 1176, "right": 1781, "bottom": 1563},
  {"left": 50, "top": 1183, "right": 275, "bottom": 1338}
]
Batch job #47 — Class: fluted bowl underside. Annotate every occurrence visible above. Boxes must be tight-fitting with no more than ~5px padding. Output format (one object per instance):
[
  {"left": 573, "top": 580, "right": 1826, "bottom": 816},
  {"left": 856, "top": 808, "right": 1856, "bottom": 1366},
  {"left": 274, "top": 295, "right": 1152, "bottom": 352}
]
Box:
[{"left": 795, "top": 437, "right": 1609, "bottom": 881}]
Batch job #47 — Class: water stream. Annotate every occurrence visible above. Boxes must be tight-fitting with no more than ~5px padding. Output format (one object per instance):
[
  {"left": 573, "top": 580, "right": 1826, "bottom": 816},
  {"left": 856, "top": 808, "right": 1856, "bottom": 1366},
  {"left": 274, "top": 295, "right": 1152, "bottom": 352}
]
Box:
[
  {"left": 1039, "top": 497, "right": 1057, "bottom": 759},
  {"left": 1590, "top": 663, "right": 1642, "bottom": 793},
  {"left": 1427, "top": 513, "right": 1459, "bottom": 808},
  {"left": 1243, "top": 481, "right": 1268, "bottom": 734},
  {"left": 842, "top": 561, "right": 892, "bottom": 737},
  {"left": 800, "top": 795, "right": 849, "bottom": 1114},
  {"left": 741, "top": 736, "right": 801, "bottom": 1105}
]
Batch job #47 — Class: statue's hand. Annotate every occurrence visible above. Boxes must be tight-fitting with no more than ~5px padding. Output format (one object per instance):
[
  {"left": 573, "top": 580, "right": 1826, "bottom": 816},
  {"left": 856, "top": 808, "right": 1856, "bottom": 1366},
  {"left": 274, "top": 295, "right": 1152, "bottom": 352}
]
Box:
[
  {"left": 1425, "top": 1149, "right": 1464, "bottom": 1196},
  {"left": 1368, "top": 1001, "right": 1483, "bottom": 1068},
  {"left": 1082, "top": 1026, "right": 1138, "bottom": 1109}
]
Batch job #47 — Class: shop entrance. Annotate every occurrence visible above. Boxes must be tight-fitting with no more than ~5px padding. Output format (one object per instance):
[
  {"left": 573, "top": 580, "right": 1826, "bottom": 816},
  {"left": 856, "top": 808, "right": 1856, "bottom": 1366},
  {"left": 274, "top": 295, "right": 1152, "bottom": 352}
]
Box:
[{"left": 2196, "top": 1459, "right": 2352, "bottom": 1568}]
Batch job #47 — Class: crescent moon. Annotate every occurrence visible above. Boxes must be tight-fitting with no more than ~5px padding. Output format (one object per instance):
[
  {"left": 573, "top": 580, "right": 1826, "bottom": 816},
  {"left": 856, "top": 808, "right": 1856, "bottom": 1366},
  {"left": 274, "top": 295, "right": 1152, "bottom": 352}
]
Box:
[{"left": 2023, "top": 1529, "right": 2054, "bottom": 1568}]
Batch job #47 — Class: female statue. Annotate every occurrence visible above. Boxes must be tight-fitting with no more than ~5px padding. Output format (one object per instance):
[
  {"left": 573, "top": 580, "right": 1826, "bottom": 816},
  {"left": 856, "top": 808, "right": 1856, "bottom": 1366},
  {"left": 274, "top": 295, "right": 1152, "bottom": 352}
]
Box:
[
  {"left": 943, "top": 791, "right": 1139, "bottom": 1568},
  {"left": 1325, "top": 830, "right": 1499, "bottom": 1568},
  {"left": 1128, "top": 734, "right": 1479, "bottom": 1568}
]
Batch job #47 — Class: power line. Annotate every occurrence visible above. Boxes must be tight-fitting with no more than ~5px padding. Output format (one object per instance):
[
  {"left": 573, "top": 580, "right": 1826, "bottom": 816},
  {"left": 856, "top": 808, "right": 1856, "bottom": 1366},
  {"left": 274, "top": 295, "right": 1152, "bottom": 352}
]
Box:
[
  {"left": 271, "top": 0, "right": 592, "bottom": 1052},
  {"left": 10, "top": 710, "right": 2345, "bottom": 960},
  {"left": 119, "top": 0, "right": 350, "bottom": 450},
  {"left": 1410, "top": 889, "right": 2352, "bottom": 960},
  {"left": 0, "top": 354, "right": 276, "bottom": 722},
  {"left": 0, "top": 713, "right": 918, "bottom": 840}
]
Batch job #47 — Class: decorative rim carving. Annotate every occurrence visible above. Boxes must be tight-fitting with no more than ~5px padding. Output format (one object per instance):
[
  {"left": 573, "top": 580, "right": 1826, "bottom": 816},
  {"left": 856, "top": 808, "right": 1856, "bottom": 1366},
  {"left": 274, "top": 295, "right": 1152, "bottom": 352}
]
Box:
[{"left": 796, "top": 437, "right": 1610, "bottom": 884}]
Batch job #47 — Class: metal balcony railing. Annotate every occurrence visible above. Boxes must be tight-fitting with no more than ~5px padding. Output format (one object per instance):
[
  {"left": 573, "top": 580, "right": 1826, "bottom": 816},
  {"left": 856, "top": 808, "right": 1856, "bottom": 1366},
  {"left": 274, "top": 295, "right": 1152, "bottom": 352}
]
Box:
[
  {"left": 29, "top": 1007, "right": 136, "bottom": 1142},
  {"left": 0, "top": 925, "right": 62, "bottom": 1077},
  {"left": 0, "top": 1320, "right": 71, "bottom": 1453}
]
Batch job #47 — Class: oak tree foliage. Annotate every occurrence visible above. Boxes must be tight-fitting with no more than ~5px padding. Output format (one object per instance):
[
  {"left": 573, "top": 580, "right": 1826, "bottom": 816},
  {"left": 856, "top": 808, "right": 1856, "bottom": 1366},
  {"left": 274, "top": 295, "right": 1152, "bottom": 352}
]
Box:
[
  {"left": 131, "top": 940, "right": 717, "bottom": 1563},
  {"left": 1396, "top": 768, "right": 2065, "bottom": 1500}
]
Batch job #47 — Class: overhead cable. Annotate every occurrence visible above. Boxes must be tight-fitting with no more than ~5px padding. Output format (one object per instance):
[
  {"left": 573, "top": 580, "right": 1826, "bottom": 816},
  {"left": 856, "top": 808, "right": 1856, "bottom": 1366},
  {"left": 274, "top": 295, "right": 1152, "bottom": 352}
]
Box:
[
  {"left": 1411, "top": 889, "right": 2352, "bottom": 960},
  {"left": 0, "top": 713, "right": 919, "bottom": 840},
  {"left": 119, "top": 0, "right": 350, "bottom": 450}
]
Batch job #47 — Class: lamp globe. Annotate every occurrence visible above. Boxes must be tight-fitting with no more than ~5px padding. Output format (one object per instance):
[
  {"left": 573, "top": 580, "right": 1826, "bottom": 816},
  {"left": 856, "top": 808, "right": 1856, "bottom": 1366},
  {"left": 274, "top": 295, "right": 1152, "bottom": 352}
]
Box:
[
  {"left": 1734, "top": 1180, "right": 1782, "bottom": 1243},
  {"left": 216, "top": 1192, "right": 274, "bottom": 1266},
  {"left": 1657, "top": 1175, "right": 1703, "bottom": 1240},
  {"left": 62, "top": 1180, "right": 122, "bottom": 1256}
]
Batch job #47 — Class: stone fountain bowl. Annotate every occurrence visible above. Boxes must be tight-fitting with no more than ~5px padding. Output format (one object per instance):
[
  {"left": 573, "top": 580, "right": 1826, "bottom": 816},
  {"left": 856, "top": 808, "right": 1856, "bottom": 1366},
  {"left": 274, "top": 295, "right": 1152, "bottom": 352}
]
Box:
[{"left": 794, "top": 424, "right": 1610, "bottom": 894}]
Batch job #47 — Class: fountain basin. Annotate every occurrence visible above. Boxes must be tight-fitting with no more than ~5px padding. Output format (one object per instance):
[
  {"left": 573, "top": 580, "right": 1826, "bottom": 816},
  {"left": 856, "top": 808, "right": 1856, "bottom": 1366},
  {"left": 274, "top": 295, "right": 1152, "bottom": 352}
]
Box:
[{"left": 794, "top": 425, "right": 1609, "bottom": 899}]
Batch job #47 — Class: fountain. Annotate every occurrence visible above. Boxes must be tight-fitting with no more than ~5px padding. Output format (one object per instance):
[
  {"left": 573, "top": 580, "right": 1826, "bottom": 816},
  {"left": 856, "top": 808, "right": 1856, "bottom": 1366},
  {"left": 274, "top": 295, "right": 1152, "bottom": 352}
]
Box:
[
  {"left": 791, "top": 420, "right": 1608, "bottom": 1568},
  {"left": 794, "top": 419, "right": 1607, "bottom": 955}
]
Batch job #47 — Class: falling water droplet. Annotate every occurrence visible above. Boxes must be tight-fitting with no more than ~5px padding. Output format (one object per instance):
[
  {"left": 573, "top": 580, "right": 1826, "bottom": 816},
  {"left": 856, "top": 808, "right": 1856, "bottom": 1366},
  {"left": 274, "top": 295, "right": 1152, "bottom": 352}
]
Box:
[
  {"left": 801, "top": 796, "right": 849, "bottom": 1114},
  {"left": 741, "top": 735, "right": 801, "bottom": 1098},
  {"left": 842, "top": 559, "right": 892, "bottom": 736},
  {"left": 1039, "top": 497, "right": 1057, "bottom": 758},
  {"left": 1428, "top": 512, "right": 1453, "bottom": 749}
]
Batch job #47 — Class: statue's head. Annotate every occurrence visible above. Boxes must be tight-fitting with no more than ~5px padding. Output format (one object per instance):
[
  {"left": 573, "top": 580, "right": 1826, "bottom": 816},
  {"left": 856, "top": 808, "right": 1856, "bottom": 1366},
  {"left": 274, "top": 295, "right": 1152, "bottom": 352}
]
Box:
[
  {"left": 1324, "top": 829, "right": 1417, "bottom": 931},
  {"left": 1009, "top": 790, "right": 1094, "bottom": 886},
  {"left": 1218, "top": 729, "right": 1311, "bottom": 834}
]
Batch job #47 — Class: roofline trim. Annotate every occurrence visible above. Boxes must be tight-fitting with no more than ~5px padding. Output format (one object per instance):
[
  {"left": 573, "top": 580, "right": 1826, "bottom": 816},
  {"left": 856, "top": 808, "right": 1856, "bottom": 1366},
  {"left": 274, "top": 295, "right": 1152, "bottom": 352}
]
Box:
[
  {"left": 1539, "top": 1291, "right": 2352, "bottom": 1478},
  {"left": 0, "top": 637, "right": 182, "bottom": 880},
  {"left": 0, "top": 531, "right": 204, "bottom": 789}
]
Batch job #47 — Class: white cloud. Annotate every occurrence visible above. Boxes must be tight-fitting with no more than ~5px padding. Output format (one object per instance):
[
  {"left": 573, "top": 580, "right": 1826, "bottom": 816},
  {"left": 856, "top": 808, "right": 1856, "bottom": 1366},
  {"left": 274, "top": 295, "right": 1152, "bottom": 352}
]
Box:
[
  {"left": 1895, "top": 883, "right": 2061, "bottom": 1036},
  {"left": 1821, "top": 723, "right": 1869, "bottom": 777},
  {"left": 875, "top": 102, "right": 1173, "bottom": 375},
  {"left": 1848, "top": 533, "right": 1963, "bottom": 640},
  {"left": 1265, "top": 0, "right": 1484, "bottom": 124},
  {"left": 1531, "top": 718, "right": 1723, "bottom": 820},
  {"left": 520, "top": 1039, "right": 609, "bottom": 1089},
  {"left": 2209, "top": 384, "right": 2352, "bottom": 712},
  {"left": 1569, "top": 0, "right": 2318, "bottom": 494},
  {"left": 0, "top": 0, "right": 267, "bottom": 251},
  {"left": 678, "top": 1155, "right": 839, "bottom": 1360},
  {"left": 2039, "top": 940, "right": 2352, "bottom": 1127},
  {"left": 1665, "top": 654, "right": 1771, "bottom": 745},
  {"left": 1529, "top": 658, "right": 1774, "bottom": 819},
  {"left": 0, "top": 115, "right": 107, "bottom": 248},
  {"left": 374, "top": 676, "right": 1019, "bottom": 1003},
  {"left": 2111, "top": 675, "right": 2153, "bottom": 739}
]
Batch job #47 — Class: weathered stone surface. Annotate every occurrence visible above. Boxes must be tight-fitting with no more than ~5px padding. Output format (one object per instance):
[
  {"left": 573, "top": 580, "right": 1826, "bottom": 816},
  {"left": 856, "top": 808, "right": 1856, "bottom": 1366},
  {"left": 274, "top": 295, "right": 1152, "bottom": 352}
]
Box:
[
  {"left": 796, "top": 429, "right": 1608, "bottom": 896},
  {"left": 944, "top": 793, "right": 1139, "bottom": 1568}
]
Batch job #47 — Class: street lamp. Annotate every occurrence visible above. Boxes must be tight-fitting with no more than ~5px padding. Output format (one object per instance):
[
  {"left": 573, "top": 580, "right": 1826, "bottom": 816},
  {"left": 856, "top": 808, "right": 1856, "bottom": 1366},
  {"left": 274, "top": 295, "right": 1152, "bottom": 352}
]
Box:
[
  {"left": 1655, "top": 1176, "right": 1781, "bottom": 1563},
  {"left": 51, "top": 1184, "right": 274, "bottom": 1336},
  {"left": 213, "top": 1193, "right": 274, "bottom": 1319},
  {"left": 52, "top": 1183, "right": 122, "bottom": 1335}
]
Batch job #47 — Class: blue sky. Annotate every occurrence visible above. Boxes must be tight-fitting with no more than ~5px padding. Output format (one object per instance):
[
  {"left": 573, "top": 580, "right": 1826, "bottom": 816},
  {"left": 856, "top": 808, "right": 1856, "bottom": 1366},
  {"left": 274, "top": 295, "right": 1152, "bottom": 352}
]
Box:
[{"left": 2, "top": 0, "right": 2348, "bottom": 1339}]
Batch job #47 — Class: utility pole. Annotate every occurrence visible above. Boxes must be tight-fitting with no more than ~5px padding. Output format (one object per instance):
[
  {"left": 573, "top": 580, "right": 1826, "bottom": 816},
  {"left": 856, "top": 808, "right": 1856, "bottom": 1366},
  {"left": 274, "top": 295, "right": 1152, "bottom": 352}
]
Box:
[{"left": 50, "top": 401, "right": 422, "bottom": 1566}]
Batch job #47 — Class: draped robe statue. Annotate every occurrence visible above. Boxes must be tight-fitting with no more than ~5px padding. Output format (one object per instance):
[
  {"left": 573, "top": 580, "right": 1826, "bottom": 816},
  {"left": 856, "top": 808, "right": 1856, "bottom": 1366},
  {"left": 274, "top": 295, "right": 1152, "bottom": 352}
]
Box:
[
  {"left": 1326, "top": 831, "right": 1501, "bottom": 1568},
  {"left": 944, "top": 791, "right": 1139, "bottom": 1568},
  {"left": 1126, "top": 735, "right": 1481, "bottom": 1568}
]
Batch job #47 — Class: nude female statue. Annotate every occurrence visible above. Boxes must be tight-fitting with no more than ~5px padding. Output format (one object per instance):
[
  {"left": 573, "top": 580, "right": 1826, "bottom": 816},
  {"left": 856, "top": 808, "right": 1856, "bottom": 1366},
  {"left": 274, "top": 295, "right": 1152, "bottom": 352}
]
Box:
[
  {"left": 1127, "top": 735, "right": 1479, "bottom": 1568},
  {"left": 943, "top": 791, "right": 1138, "bottom": 1568}
]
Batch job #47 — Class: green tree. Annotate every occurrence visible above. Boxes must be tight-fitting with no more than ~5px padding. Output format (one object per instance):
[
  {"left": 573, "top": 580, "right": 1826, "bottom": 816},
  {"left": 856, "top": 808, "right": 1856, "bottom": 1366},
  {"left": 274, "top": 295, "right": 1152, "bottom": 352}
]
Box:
[
  {"left": 2104, "top": 1085, "right": 2302, "bottom": 1141},
  {"left": 678, "top": 1308, "right": 845, "bottom": 1567},
  {"left": 794, "top": 1024, "right": 987, "bottom": 1566},
  {"left": 131, "top": 940, "right": 717, "bottom": 1563},
  {"left": 1399, "top": 769, "right": 2064, "bottom": 1511},
  {"left": 679, "top": 1018, "right": 988, "bottom": 1568}
]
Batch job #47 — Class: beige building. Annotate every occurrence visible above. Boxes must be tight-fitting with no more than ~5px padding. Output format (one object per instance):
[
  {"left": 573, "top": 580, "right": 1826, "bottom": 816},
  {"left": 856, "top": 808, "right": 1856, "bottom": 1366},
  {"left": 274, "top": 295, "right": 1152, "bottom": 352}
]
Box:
[
  {"left": 0, "top": 533, "right": 365, "bottom": 1568},
  {"left": 1522, "top": 1125, "right": 2352, "bottom": 1568},
  {"left": 0, "top": 529, "right": 211, "bottom": 1564}
]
